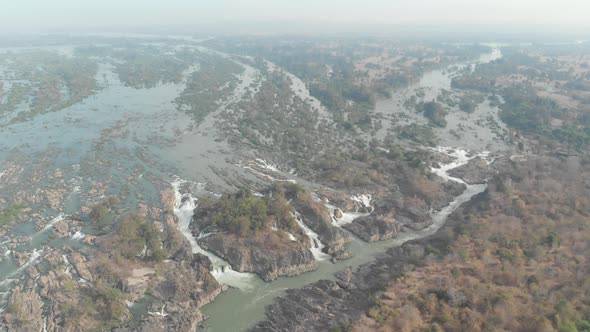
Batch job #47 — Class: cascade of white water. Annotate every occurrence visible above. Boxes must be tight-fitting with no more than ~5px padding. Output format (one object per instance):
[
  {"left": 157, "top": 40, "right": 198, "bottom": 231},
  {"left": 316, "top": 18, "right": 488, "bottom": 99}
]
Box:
[
  {"left": 430, "top": 147, "right": 491, "bottom": 184},
  {"left": 171, "top": 178, "right": 255, "bottom": 289},
  {"left": 40, "top": 213, "right": 66, "bottom": 232},
  {"left": 323, "top": 193, "right": 374, "bottom": 227},
  {"left": 292, "top": 211, "right": 331, "bottom": 261},
  {"left": 0, "top": 249, "right": 43, "bottom": 290},
  {"left": 71, "top": 231, "right": 85, "bottom": 240}
]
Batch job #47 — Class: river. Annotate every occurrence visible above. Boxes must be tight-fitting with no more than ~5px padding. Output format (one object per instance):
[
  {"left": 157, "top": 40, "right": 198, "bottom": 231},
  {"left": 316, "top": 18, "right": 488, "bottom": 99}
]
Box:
[
  {"left": 199, "top": 47, "right": 504, "bottom": 331},
  {"left": 199, "top": 147, "right": 488, "bottom": 331},
  {"left": 0, "top": 40, "right": 502, "bottom": 328}
]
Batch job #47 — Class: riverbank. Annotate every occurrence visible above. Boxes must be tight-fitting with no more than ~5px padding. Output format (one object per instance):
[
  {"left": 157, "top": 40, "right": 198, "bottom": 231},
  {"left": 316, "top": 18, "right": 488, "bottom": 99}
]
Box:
[{"left": 200, "top": 148, "right": 492, "bottom": 331}]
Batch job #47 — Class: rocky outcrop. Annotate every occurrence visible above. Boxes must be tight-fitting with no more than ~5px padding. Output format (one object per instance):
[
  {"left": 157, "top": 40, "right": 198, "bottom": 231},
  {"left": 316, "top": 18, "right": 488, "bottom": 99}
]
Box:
[
  {"left": 45, "top": 188, "right": 66, "bottom": 210},
  {"left": 447, "top": 157, "right": 490, "bottom": 184},
  {"left": 318, "top": 191, "right": 363, "bottom": 212},
  {"left": 448, "top": 156, "right": 505, "bottom": 184},
  {"left": 295, "top": 198, "right": 352, "bottom": 257},
  {"left": 153, "top": 258, "right": 221, "bottom": 308},
  {"left": 158, "top": 187, "right": 193, "bottom": 260},
  {"left": 252, "top": 190, "right": 488, "bottom": 332},
  {"left": 343, "top": 215, "right": 400, "bottom": 242},
  {"left": 198, "top": 234, "right": 318, "bottom": 281},
  {"left": 368, "top": 194, "right": 432, "bottom": 231},
  {"left": 53, "top": 220, "right": 69, "bottom": 238},
  {"left": 123, "top": 267, "right": 156, "bottom": 301},
  {"left": 69, "top": 252, "right": 93, "bottom": 281},
  {"left": 81, "top": 235, "right": 97, "bottom": 245},
  {"left": 163, "top": 213, "right": 193, "bottom": 261},
  {"left": 2, "top": 286, "right": 44, "bottom": 332},
  {"left": 160, "top": 188, "right": 176, "bottom": 213},
  {"left": 114, "top": 258, "right": 221, "bottom": 332}
]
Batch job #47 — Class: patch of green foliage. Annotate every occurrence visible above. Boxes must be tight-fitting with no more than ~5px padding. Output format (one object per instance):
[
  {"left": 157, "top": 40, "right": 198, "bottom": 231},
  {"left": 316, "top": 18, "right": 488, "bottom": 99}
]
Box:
[
  {"left": 89, "top": 196, "right": 120, "bottom": 222},
  {"left": 397, "top": 124, "right": 438, "bottom": 146},
  {"left": 175, "top": 53, "right": 244, "bottom": 123},
  {"left": 416, "top": 101, "right": 447, "bottom": 127},
  {"left": 0, "top": 204, "right": 23, "bottom": 226},
  {"left": 197, "top": 184, "right": 305, "bottom": 237},
  {"left": 112, "top": 214, "right": 168, "bottom": 262},
  {"left": 459, "top": 93, "right": 485, "bottom": 113}
]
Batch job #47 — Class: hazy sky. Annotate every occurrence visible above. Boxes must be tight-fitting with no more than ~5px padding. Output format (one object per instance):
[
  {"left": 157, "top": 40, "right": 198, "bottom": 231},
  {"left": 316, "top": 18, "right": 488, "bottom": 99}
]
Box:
[{"left": 2, "top": 0, "right": 590, "bottom": 33}]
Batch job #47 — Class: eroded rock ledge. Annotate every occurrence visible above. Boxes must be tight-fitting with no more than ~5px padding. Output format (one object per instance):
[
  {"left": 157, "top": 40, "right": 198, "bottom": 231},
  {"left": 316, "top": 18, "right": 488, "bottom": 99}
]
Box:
[
  {"left": 252, "top": 188, "right": 489, "bottom": 332},
  {"left": 199, "top": 234, "right": 318, "bottom": 281}
]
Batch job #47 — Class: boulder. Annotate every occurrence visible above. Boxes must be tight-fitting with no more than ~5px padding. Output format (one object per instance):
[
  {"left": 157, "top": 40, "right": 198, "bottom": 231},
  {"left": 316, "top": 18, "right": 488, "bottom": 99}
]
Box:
[
  {"left": 343, "top": 215, "right": 400, "bottom": 242},
  {"left": 124, "top": 268, "right": 155, "bottom": 301},
  {"left": 53, "top": 221, "right": 69, "bottom": 238},
  {"left": 198, "top": 234, "right": 318, "bottom": 281},
  {"left": 69, "top": 253, "right": 93, "bottom": 281},
  {"left": 3, "top": 286, "right": 44, "bottom": 332},
  {"left": 448, "top": 157, "right": 494, "bottom": 184},
  {"left": 160, "top": 188, "right": 176, "bottom": 213}
]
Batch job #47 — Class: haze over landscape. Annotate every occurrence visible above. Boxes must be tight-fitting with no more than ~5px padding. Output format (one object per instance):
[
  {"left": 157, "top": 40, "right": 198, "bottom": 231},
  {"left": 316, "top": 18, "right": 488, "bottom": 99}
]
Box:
[
  {"left": 3, "top": 0, "right": 590, "bottom": 35},
  {"left": 0, "top": 1, "right": 589, "bottom": 332}
]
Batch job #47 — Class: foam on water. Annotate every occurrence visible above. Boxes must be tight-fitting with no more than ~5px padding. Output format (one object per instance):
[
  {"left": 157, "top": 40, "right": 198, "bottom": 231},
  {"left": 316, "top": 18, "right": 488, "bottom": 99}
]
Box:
[
  {"left": 62, "top": 254, "right": 73, "bottom": 276},
  {"left": 41, "top": 213, "right": 66, "bottom": 232},
  {"left": 255, "top": 158, "right": 280, "bottom": 173},
  {"left": 148, "top": 304, "right": 169, "bottom": 317},
  {"left": 325, "top": 194, "right": 374, "bottom": 227},
  {"left": 71, "top": 231, "right": 85, "bottom": 240},
  {"left": 332, "top": 210, "right": 371, "bottom": 227},
  {"left": 351, "top": 194, "right": 373, "bottom": 208},
  {"left": 17, "top": 249, "right": 43, "bottom": 274},
  {"left": 430, "top": 146, "right": 491, "bottom": 184},
  {"left": 0, "top": 249, "right": 44, "bottom": 291},
  {"left": 239, "top": 162, "right": 297, "bottom": 184},
  {"left": 293, "top": 211, "right": 331, "bottom": 261},
  {"left": 171, "top": 178, "right": 255, "bottom": 289}
]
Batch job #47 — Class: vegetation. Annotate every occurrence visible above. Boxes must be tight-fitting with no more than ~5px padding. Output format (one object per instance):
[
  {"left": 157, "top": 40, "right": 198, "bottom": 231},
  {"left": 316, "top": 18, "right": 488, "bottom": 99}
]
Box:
[
  {"left": 105, "top": 214, "right": 168, "bottom": 262},
  {"left": 451, "top": 45, "right": 590, "bottom": 147},
  {"left": 203, "top": 37, "right": 490, "bottom": 132},
  {"left": 416, "top": 101, "right": 447, "bottom": 127},
  {"left": 499, "top": 85, "right": 558, "bottom": 132},
  {"left": 356, "top": 154, "right": 590, "bottom": 332},
  {"left": 397, "top": 124, "right": 438, "bottom": 146},
  {"left": 175, "top": 53, "right": 244, "bottom": 123},
  {"left": 0, "top": 50, "right": 98, "bottom": 125},
  {"left": 230, "top": 68, "right": 322, "bottom": 157},
  {"left": 196, "top": 183, "right": 306, "bottom": 237},
  {"left": 458, "top": 93, "right": 485, "bottom": 113},
  {"left": 89, "top": 196, "right": 120, "bottom": 222},
  {"left": 0, "top": 204, "right": 22, "bottom": 225}
]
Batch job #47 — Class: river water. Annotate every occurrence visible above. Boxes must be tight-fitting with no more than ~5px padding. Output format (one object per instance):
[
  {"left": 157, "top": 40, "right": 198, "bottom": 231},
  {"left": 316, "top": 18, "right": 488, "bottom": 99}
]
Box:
[
  {"left": 200, "top": 148, "right": 488, "bottom": 331},
  {"left": 197, "top": 46, "right": 504, "bottom": 332},
  {"left": 0, "top": 43, "right": 218, "bottom": 307},
  {"left": 372, "top": 46, "right": 508, "bottom": 152},
  {"left": 0, "top": 40, "right": 503, "bottom": 327}
]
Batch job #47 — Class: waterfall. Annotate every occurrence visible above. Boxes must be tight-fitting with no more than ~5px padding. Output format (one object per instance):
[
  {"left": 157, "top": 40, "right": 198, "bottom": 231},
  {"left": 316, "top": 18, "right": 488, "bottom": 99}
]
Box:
[
  {"left": 324, "top": 194, "right": 373, "bottom": 227},
  {"left": 71, "top": 231, "right": 85, "bottom": 240},
  {"left": 171, "top": 178, "right": 255, "bottom": 289},
  {"left": 430, "top": 146, "right": 491, "bottom": 184},
  {"left": 40, "top": 213, "right": 66, "bottom": 232},
  {"left": 292, "top": 211, "right": 331, "bottom": 261}
]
